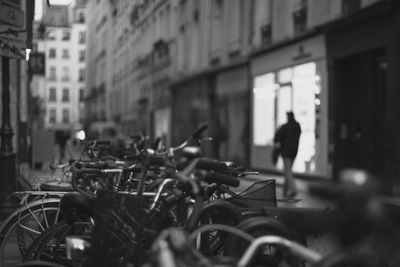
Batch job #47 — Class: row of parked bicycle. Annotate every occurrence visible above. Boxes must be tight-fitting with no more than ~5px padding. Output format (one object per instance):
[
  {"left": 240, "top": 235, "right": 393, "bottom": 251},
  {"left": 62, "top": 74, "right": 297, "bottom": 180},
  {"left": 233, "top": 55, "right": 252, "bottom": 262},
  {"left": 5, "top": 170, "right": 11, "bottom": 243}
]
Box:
[{"left": 0, "top": 124, "right": 399, "bottom": 267}]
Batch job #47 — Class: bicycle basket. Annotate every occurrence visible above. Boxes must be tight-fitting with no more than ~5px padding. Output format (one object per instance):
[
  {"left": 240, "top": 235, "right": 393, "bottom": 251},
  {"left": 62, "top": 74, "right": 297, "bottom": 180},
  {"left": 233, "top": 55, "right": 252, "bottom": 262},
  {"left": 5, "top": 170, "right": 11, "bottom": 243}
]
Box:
[{"left": 227, "top": 179, "right": 277, "bottom": 208}]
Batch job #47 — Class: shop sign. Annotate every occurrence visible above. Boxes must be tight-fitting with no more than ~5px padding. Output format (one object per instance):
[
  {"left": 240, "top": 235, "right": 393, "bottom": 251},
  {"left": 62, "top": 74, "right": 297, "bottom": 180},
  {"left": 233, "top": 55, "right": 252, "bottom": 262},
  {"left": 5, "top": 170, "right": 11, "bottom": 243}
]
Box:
[
  {"left": 0, "top": 1, "right": 26, "bottom": 58},
  {"left": 292, "top": 45, "right": 312, "bottom": 61}
]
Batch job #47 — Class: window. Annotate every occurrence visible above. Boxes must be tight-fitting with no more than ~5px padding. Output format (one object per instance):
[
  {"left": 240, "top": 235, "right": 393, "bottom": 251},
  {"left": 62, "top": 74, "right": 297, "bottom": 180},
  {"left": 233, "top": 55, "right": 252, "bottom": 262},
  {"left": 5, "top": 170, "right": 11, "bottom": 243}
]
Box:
[
  {"left": 62, "top": 49, "right": 70, "bottom": 59},
  {"left": 62, "top": 67, "right": 69, "bottom": 81},
  {"left": 49, "top": 49, "right": 56, "bottom": 58},
  {"left": 210, "top": 0, "right": 224, "bottom": 62},
  {"left": 79, "top": 50, "right": 85, "bottom": 62},
  {"left": 79, "top": 88, "right": 84, "bottom": 101},
  {"left": 254, "top": 0, "right": 272, "bottom": 46},
  {"left": 77, "top": 11, "right": 85, "bottom": 23},
  {"left": 49, "top": 87, "right": 57, "bottom": 102},
  {"left": 78, "top": 68, "right": 85, "bottom": 81},
  {"left": 260, "top": 24, "right": 272, "bottom": 45},
  {"left": 49, "top": 108, "right": 56, "bottom": 123},
  {"left": 49, "top": 66, "right": 57, "bottom": 80},
  {"left": 47, "top": 30, "right": 56, "bottom": 40},
  {"left": 62, "top": 88, "right": 70, "bottom": 102},
  {"left": 292, "top": 0, "right": 307, "bottom": 35},
  {"left": 62, "top": 30, "right": 70, "bottom": 40},
  {"left": 78, "top": 31, "right": 86, "bottom": 44},
  {"left": 62, "top": 109, "right": 70, "bottom": 123},
  {"left": 252, "top": 62, "right": 319, "bottom": 173}
]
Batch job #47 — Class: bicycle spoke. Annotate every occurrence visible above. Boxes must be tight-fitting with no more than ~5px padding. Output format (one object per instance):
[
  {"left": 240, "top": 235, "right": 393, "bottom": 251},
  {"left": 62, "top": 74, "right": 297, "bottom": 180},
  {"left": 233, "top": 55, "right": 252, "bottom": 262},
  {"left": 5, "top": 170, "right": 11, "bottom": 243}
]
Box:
[
  {"left": 26, "top": 208, "right": 46, "bottom": 232},
  {"left": 54, "top": 203, "right": 61, "bottom": 224},
  {"left": 18, "top": 224, "right": 41, "bottom": 235},
  {"left": 41, "top": 203, "right": 50, "bottom": 229}
]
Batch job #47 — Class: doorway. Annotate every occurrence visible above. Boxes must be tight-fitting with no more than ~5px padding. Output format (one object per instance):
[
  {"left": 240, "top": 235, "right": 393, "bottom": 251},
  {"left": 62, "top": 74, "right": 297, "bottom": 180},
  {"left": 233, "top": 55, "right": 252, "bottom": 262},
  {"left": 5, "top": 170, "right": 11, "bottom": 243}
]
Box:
[{"left": 333, "top": 48, "right": 386, "bottom": 176}]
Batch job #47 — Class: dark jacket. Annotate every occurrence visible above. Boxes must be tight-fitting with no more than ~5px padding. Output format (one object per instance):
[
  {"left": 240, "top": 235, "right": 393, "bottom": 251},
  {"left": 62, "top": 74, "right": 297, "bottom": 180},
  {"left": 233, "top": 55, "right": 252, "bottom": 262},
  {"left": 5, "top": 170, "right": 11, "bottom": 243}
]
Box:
[{"left": 274, "top": 119, "right": 301, "bottom": 159}]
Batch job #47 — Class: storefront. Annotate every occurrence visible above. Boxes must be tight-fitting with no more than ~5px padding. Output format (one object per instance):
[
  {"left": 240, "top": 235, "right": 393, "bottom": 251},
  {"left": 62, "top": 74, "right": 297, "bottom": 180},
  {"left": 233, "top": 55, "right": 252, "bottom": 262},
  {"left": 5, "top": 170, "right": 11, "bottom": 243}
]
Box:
[
  {"left": 170, "top": 75, "right": 213, "bottom": 148},
  {"left": 324, "top": 1, "right": 400, "bottom": 186},
  {"left": 215, "top": 65, "right": 250, "bottom": 165},
  {"left": 250, "top": 35, "right": 329, "bottom": 177}
]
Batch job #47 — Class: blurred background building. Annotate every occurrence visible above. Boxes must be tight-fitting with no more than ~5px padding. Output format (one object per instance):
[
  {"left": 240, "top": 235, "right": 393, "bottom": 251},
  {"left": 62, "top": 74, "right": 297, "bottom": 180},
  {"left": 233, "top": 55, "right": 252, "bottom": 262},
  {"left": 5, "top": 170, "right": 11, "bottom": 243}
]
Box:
[
  {"left": 83, "top": 0, "right": 400, "bottom": 191},
  {"left": 28, "top": 0, "right": 87, "bottom": 168},
  {"left": 31, "top": 0, "right": 87, "bottom": 133},
  {"left": 0, "top": 0, "right": 35, "bottom": 214}
]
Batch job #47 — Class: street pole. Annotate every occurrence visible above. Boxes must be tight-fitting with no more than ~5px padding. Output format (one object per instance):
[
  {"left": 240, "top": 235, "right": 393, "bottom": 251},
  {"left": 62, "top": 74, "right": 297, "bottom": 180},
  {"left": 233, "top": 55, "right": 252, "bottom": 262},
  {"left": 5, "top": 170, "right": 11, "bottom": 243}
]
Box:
[{"left": 0, "top": 56, "right": 17, "bottom": 218}]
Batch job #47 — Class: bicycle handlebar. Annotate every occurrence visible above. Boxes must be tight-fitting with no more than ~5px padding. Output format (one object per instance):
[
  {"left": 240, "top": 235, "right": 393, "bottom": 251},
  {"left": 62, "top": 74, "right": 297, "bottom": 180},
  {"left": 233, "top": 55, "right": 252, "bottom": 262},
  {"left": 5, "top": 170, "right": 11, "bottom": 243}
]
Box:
[
  {"left": 203, "top": 173, "right": 240, "bottom": 188},
  {"left": 156, "top": 124, "right": 208, "bottom": 156},
  {"left": 191, "top": 124, "right": 208, "bottom": 140}
]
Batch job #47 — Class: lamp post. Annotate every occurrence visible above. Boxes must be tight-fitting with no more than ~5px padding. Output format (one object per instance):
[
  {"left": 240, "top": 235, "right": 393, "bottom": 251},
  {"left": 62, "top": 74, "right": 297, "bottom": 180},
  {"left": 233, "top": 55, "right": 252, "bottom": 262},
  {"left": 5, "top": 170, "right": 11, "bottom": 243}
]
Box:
[{"left": 0, "top": 56, "right": 17, "bottom": 218}]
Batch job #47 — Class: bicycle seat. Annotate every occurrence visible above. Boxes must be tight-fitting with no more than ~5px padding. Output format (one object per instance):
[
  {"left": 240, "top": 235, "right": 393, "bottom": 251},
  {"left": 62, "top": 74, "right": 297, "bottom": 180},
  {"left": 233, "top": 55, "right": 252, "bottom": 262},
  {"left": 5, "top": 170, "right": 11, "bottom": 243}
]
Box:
[{"left": 39, "top": 181, "right": 73, "bottom": 191}]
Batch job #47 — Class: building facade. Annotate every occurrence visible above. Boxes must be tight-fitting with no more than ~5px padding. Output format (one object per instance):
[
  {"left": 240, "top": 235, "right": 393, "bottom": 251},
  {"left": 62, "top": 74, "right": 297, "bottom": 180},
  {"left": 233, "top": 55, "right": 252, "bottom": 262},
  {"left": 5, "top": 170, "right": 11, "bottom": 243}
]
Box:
[
  {"left": 0, "top": 0, "right": 35, "bottom": 214},
  {"left": 85, "top": 0, "right": 400, "bottom": 190},
  {"left": 31, "top": 1, "right": 87, "bottom": 133}
]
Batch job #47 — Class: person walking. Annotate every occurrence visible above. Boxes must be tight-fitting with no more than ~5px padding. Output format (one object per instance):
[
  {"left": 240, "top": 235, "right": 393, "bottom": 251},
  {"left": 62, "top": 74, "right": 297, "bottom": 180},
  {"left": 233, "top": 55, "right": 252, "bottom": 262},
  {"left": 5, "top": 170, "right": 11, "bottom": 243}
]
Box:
[{"left": 274, "top": 111, "right": 301, "bottom": 198}]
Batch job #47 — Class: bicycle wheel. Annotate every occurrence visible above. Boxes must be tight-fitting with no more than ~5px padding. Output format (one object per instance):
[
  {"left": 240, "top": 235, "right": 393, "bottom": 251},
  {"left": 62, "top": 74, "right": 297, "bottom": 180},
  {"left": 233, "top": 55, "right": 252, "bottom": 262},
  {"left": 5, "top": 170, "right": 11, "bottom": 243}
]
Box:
[
  {"left": 224, "top": 216, "right": 303, "bottom": 267},
  {"left": 24, "top": 221, "right": 92, "bottom": 265},
  {"left": 25, "top": 220, "right": 132, "bottom": 267},
  {"left": 188, "top": 200, "right": 242, "bottom": 256},
  {"left": 0, "top": 199, "right": 62, "bottom": 267}
]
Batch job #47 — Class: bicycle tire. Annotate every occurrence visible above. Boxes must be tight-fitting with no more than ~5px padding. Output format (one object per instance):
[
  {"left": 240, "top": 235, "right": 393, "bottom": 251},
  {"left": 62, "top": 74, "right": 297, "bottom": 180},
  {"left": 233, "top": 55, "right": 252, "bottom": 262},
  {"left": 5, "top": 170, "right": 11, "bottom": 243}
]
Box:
[
  {"left": 187, "top": 200, "right": 242, "bottom": 256},
  {"left": 24, "top": 220, "right": 92, "bottom": 265},
  {"left": 0, "top": 199, "right": 62, "bottom": 267},
  {"left": 224, "top": 216, "right": 303, "bottom": 267},
  {"left": 25, "top": 219, "right": 132, "bottom": 267}
]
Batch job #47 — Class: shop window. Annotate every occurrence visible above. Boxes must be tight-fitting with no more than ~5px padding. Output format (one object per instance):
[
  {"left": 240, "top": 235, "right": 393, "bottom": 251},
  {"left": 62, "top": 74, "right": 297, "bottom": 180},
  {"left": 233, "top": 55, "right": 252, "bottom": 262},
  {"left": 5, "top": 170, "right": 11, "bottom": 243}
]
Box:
[
  {"left": 49, "top": 108, "right": 56, "bottom": 124},
  {"left": 62, "top": 88, "right": 70, "bottom": 102},
  {"left": 253, "top": 62, "right": 320, "bottom": 173},
  {"left": 62, "top": 109, "right": 70, "bottom": 123},
  {"left": 49, "top": 48, "right": 56, "bottom": 58},
  {"left": 49, "top": 87, "right": 57, "bottom": 102},
  {"left": 253, "top": 73, "right": 276, "bottom": 146},
  {"left": 278, "top": 68, "right": 292, "bottom": 84}
]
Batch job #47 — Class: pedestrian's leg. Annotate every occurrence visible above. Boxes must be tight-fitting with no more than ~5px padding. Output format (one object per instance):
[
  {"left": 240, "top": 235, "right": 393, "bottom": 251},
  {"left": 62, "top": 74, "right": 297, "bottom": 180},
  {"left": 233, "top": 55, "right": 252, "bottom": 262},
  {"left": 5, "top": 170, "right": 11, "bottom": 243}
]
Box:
[{"left": 283, "top": 158, "right": 297, "bottom": 197}]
